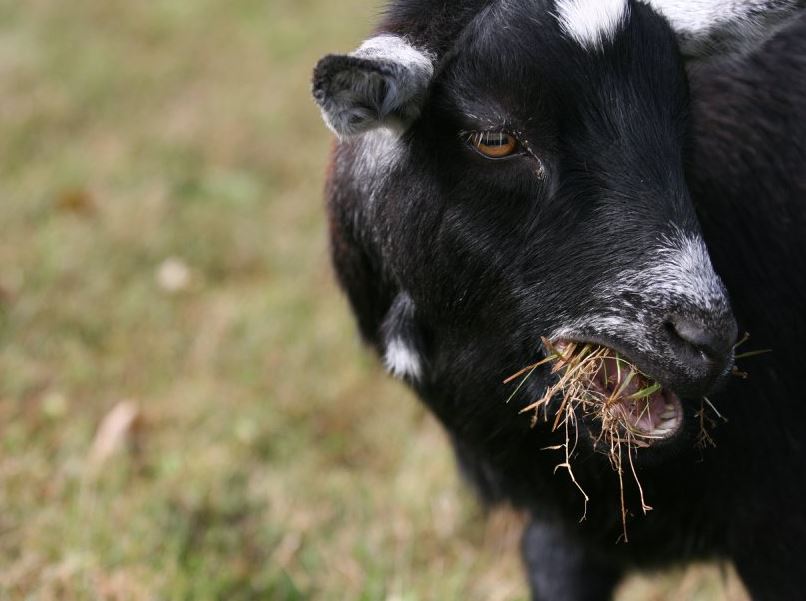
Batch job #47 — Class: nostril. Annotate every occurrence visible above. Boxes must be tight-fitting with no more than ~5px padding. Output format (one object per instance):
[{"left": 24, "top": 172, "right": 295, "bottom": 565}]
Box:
[{"left": 666, "top": 315, "right": 734, "bottom": 361}]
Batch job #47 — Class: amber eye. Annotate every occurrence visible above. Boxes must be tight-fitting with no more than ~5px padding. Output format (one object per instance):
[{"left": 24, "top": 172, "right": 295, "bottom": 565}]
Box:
[{"left": 465, "top": 131, "right": 519, "bottom": 159}]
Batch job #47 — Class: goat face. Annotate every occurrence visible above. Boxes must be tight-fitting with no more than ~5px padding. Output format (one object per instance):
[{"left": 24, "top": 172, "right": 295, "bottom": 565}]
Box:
[{"left": 314, "top": 0, "right": 739, "bottom": 451}]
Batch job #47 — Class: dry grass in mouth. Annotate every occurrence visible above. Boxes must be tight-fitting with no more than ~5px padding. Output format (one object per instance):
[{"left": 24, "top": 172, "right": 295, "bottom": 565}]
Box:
[
  {"left": 505, "top": 338, "right": 665, "bottom": 541},
  {"left": 506, "top": 334, "right": 767, "bottom": 541}
]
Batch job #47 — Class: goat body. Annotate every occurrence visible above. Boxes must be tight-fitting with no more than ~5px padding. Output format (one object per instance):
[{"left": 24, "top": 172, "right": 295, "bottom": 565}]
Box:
[{"left": 313, "top": 1, "right": 806, "bottom": 598}]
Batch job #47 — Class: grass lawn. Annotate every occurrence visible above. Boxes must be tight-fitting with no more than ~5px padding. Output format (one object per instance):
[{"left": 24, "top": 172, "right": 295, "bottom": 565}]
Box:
[{"left": 0, "top": 1, "right": 748, "bottom": 599}]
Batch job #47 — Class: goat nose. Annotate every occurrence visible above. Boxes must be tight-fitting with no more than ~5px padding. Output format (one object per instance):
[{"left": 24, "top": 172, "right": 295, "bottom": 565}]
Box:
[{"left": 667, "top": 314, "right": 738, "bottom": 361}]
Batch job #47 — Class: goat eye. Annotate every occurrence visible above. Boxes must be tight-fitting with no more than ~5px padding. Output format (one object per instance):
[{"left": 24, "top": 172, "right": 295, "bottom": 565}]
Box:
[{"left": 465, "top": 131, "right": 519, "bottom": 159}]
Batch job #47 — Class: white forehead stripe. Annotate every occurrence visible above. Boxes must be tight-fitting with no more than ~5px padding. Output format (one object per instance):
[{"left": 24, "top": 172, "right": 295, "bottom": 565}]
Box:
[{"left": 555, "top": 0, "right": 630, "bottom": 50}]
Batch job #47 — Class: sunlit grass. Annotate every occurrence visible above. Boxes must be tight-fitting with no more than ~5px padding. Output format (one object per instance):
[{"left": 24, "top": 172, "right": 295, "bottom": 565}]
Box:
[{"left": 0, "top": 1, "right": 746, "bottom": 599}]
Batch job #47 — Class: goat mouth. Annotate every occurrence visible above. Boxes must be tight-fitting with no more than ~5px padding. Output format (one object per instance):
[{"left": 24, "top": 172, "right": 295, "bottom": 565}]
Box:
[
  {"left": 585, "top": 352, "right": 683, "bottom": 441},
  {"left": 552, "top": 339, "right": 685, "bottom": 443}
]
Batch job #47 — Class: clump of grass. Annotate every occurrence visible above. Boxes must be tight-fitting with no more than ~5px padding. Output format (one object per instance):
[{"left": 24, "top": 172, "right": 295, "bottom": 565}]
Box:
[
  {"left": 507, "top": 333, "right": 768, "bottom": 541},
  {"left": 505, "top": 338, "right": 660, "bottom": 541}
]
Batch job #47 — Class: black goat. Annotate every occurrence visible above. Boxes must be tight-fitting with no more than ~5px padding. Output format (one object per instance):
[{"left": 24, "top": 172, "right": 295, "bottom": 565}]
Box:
[{"left": 312, "top": 1, "right": 806, "bottom": 598}]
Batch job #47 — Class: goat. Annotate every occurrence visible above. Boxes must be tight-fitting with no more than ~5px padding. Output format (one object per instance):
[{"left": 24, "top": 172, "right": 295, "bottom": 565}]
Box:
[{"left": 312, "top": 1, "right": 806, "bottom": 598}]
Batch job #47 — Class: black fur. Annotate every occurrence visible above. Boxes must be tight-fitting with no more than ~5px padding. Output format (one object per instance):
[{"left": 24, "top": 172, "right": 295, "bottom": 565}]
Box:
[{"left": 313, "top": 1, "right": 806, "bottom": 598}]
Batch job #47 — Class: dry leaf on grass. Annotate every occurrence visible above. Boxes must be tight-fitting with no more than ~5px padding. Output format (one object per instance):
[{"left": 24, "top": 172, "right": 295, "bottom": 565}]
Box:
[
  {"left": 55, "top": 188, "right": 96, "bottom": 215},
  {"left": 88, "top": 401, "right": 142, "bottom": 470}
]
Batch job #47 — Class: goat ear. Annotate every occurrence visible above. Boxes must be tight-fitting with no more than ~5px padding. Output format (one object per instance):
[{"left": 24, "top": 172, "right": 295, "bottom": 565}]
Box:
[
  {"left": 312, "top": 35, "right": 434, "bottom": 137},
  {"left": 645, "top": 0, "right": 805, "bottom": 57}
]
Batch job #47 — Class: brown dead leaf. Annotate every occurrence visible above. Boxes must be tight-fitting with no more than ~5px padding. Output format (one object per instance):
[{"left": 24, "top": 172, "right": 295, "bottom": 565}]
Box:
[
  {"left": 88, "top": 401, "right": 142, "bottom": 470},
  {"left": 55, "top": 188, "right": 96, "bottom": 215}
]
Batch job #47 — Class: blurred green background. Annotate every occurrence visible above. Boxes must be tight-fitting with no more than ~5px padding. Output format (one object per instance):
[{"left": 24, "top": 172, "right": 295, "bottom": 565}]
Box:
[{"left": 0, "top": 1, "right": 749, "bottom": 599}]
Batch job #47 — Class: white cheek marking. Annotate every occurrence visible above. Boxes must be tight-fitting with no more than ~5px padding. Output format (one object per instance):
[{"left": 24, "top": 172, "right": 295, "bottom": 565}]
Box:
[
  {"left": 555, "top": 0, "right": 630, "bottom": 50},
  {"left": 384, "top": 337, "right": 423, "bottom": 381}
]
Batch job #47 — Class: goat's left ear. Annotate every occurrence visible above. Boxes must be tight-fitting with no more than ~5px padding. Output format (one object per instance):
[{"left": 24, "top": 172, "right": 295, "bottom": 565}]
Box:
[{"left": 312, "top": 35, "right": 434, "bottom": 137}]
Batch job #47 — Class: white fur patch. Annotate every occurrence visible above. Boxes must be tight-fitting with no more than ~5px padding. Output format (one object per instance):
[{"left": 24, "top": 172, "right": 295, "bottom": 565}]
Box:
[
  {"left": 555, "top": 0, "right": 630, "bottom": 50},
  {"left": 622, "top": 231, "right": 728, "bottom": 313},
  {"left": 384, "top": 337, "right": 423, "bottom": 381},
  {"left": 644, "top": 0, "right": 783, "bottom": 35},
  {"left": 551, "top": 315, "right": 654, "bottom": 353},
  {"left": 550, "top": 230, "right": 728, "bottom": 352},
  {"left": 354, "top": 35, "right": 434, "bottom": 74},
  {"left": 355, "top": 129, "right": 402, "bottom": 191},
  {"left": 641, "top": 0, "right": 802, "bottom": 55}
]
